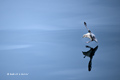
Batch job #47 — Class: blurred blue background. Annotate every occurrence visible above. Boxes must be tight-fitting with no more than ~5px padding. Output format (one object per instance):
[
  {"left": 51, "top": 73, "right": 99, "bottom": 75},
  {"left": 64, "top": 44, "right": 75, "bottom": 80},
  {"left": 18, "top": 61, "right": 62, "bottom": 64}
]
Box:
[{"left": 0, "top": 0, "right": 120, "bottom": 80}]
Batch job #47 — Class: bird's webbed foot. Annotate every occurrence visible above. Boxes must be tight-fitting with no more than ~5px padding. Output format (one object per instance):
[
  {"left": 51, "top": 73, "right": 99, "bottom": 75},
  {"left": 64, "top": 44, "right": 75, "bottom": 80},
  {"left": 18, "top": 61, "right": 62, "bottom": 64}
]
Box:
[{"left": 86, "top": 41, "right": 92, "bottom": 43}]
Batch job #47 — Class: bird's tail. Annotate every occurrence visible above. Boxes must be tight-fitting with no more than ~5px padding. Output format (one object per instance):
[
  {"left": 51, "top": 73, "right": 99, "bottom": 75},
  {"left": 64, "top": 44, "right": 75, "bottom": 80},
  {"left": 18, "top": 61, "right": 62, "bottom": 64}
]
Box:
[{"left": 95, "top": 39, "right": 98, "bottom": 43}]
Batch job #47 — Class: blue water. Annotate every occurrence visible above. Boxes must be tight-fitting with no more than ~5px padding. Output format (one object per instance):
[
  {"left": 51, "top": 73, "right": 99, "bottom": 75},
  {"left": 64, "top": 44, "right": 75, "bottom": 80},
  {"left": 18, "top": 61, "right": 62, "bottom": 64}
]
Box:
[
  {"left": 0, "top": 25, "right": 120, "bottom": 80},
  {"left": 0, "top": 0, "right": 120, "bottom": 79}
]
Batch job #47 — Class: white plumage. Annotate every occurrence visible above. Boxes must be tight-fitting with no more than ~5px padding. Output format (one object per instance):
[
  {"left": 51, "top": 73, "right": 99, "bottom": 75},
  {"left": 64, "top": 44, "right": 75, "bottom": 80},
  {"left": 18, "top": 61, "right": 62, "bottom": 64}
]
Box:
[{"left": 83, "top": 32, "right": 98, "bottom": 43}]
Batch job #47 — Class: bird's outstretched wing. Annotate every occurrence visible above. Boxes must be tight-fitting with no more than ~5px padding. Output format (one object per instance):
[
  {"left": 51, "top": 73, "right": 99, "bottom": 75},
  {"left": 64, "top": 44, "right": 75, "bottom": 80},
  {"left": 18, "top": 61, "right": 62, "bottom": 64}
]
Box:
[
  {"left": 84, "top": 22, "right": 87, "bottom": 26},
  {"left": 84, "top": 22, "right": 89, "bottom": 31}
]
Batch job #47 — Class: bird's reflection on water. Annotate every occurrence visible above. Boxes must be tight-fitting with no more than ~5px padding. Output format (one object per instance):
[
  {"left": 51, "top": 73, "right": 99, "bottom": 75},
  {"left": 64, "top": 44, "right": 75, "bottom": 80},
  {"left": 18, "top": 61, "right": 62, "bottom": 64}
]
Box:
[{"left": 82, "top": 45, "right": 98, "bottom": 71}]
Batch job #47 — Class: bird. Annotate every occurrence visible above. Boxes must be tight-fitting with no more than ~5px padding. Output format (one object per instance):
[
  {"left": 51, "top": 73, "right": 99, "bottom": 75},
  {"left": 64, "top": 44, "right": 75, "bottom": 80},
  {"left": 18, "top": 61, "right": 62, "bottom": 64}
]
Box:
[{"left": 82, "top": 22, "right": 98, "bottom": 43}]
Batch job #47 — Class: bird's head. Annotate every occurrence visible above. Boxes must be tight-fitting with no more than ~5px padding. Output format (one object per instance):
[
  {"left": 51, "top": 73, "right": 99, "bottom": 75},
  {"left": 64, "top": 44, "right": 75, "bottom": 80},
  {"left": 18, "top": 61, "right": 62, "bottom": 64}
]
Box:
[{"left": 88, "top": 30, "right": 91, "bottom": 33}]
